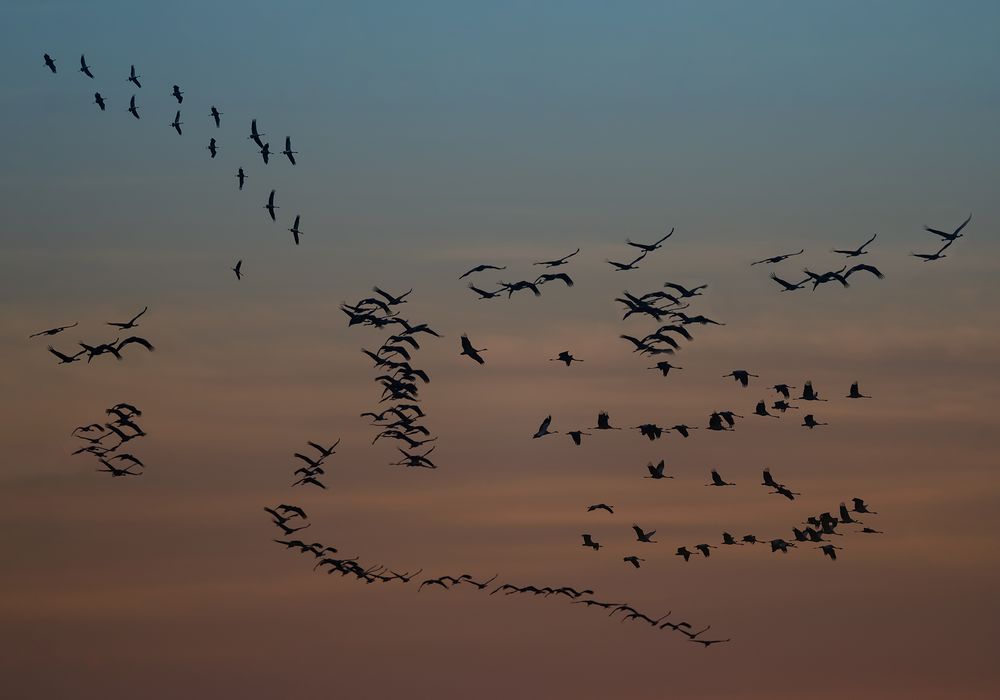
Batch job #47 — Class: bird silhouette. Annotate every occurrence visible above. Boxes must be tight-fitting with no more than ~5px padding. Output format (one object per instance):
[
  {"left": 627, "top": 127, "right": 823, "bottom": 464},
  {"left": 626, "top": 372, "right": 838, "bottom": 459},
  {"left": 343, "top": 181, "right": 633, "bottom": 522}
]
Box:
[
  {"left": 623, "top": 556, "right": 645, "bottom": 568},
  {"left": 460, "top": 334, "right": 486, "bottom": 364},
  {"left": 532, "top": 415, "right": 556, "bottom": 438},
  {"left": 707, "top": 469, "right": 734, "bottom": 486},
  {"left": 535, "top": 272, "right": 574, "bottom": 287},
  {"left": 626, "top": 228, "right": 674, "bottom": 252},
  {"left": 29, "top": 322, "right": 78, "bottom": 338},
  {"left": 694, "top": 543, "right": 716, "bottom": 558},
  {"left": 534, "top": 248, "right": 580, "bottom": 267},
  {"left": 282, "top": 136, "right": 297, "bottom": 165},
  {"left": 723, "top": 369, "right": 758, "bottom": 387},
  {"left": 799, "top": 381, "right": 826, "bottom": 401},
  {"left": 171, "top": 84, "right": 184, "bottom": 103},
  {"left": 94, "top": 92, "right": 106, "bottom": 111},
  {"left": 550, "top": 351, "right": 581, "bottom": 366},
  {"left": 833, "top": 233, "right": 877, "bottom": 257},
  {"left": 128, "top": 95, "right": 140, "bottom": 119},
  {"left": 648, "top": 361, "right": 682, "bottom": 377},
  {"left": 752, "top": 249, "right": 804, "bottom": 265},
  {"left": 232, "top": 260, "right": 242, "bottom": 280},
  {"left": 79, "top": 55, "right": 94, "bottom": 78},
  {"left": 632, "top": 525, "right": 657, "bottom": 543},
  {"left": 210, "top": 106, "right": 222, "bottom": 127},
  {"left": 593, "top": 412, "right": 620, "bottom": 430},
  {"left": 676, "top": 546, "right": 692, "bottom": 562},
  {"left": 127, "top": 64, "right": 141, "bottom": 87},
  {"left": 567, "top": 430, "right": 590, "bottom": 446},
  {"left": 47, "top": 346, "right": 85, "bottom": 364},
  {"left": 43, "top": 53, "right": 57, "bottom": 73},
  {"left": 259, "top": 142, "right": 271, "bottom": 164},
  {"left": 207, "top": 138, "right": 218, "bottom": 158},
  {"left": 460, "top": 264, "right": 506, "bottom": 279},
  {"left": 645, "top": 460, "right": 673, "bottom": 480},
  {"left": 170, "top": 110, "right": 183, "bottom": 135},
  {"left": 264, "top": 190, "right": 278, "bottom": 220},
  {"left": 912, "top": 239, "right": 953, "bottom": 261},
  {"left": 581, "top": 534, "right": 601, "bottom": 550},
  {"left": 107, "top": 306, "right": 147, "bottom": 330},
  {"left": 924, "top": 213, "right": 971, "bottom": 241},
  {"left": 249, "top": 119, "right": 265, "bottom": 148},
  {"left": 769, "top": 272, "right": 809, "bottom": 291},
  {"left": 607, "top": 251, "right": 647, "bottom": 271},
  {"left": 288, "top": 215, "right": 303, "bottom": 245},
  {"left": 235, "top": 167, "right": 247, "bottom": 190},
  {"left": 753, "top": 400, "right": 778, "bottom": 418},
  {"left": 802, "top": 414, "right": 828, "bottom": 429},
  {"left": 845, "top": 263, "right": 884, "bottom": 280},
  {"left": 847, "top": 381, "right": 871, "bottom": 399},
  {"left": 587, "top": 503, "right": 614, "bottom": 514}
]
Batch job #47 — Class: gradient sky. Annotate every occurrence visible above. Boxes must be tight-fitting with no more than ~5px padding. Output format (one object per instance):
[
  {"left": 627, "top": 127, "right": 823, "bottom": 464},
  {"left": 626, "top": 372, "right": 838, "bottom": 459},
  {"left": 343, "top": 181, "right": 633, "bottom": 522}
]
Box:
[{"left": 2, "top": 2, "right": 1000, "bottom": 698}]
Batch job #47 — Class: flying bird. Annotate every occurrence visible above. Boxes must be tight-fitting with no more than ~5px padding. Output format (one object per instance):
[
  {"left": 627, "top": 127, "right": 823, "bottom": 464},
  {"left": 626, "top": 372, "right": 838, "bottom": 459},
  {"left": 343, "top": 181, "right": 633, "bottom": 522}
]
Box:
[
  {"left": 632, "top": 525, "right": 657, "bottom": 543},
  {"left": 534, "top": 248, "right": 580, "bottom": 268},
  {"left": 532, "top": 415, "right": 556, "bottom": 438},
  {"left": 769, "top": 273, "right": 809, "bottom": 292},
  {"left": 626, "top": 227, "right": 673, "bottom": 252},
  {"left": 623, "top": 556, "right": 645, "bottom": 568},
  {"left": 232, "top": 260, "right": 242, "bottom": 280},
  {"left": 107, "top": 306, "right": 147, "bottom": 330},
  {"left": 607, "top": 251, "right": 647, "bottom": 271},
  {"left": 723, "top": 369, "right": 758, "bottom": 387},
  {"left": 47, "top": 346, "right": 85, "bottom": 364},
  {"left": 79, "top": 55, "right": 94, "bottom": 78},
  {"left": 844, "top": 263, "right": 884, "bottom": 280},
  {"left": 93, "top": 92, "right": 106, "bottom": 111},
  {"left": 127, "top": 64, "right": 141, "bottom": 87},
  {"left": 282, "top": 137, "right": 297, "bottom": 165},
  {"left": 459, "top": 334, "right": 486, "bottom": 364},
  {"left": 288, "top": 215, "right": 303, "bottom": 245},
  {"left": 581, "top": 534, "right": 601, "bottom": 550},
  {"left": 751, "top": 249, "right": 804, "bottom": 265},
  {"left": 566, "top": 430, "right": 590, "bottom": 446},
  {"left": 802, "top": 414, "right": 828, "bottom": 429},
  {"left": 593, "top": 412, "right": 620, "bottom": 430},
  {"left": 648, "top": 361, "right": 682, "bottom": 377},
  {"left": 235, "top": 167, "right": 246, "bottom": 190},
  {"left": 170, "top": 110, "right": 183, "bottom": 135},
  {"left": 587, "top": 503, "right": 614, "bottom": 514},
  {"left": 43, "top": 53, "right": 57, "bottom": 73},
  {"left": 833, "top": 233, "right": 877, "bottom": 257},
  {"left": 210, "top": 106, "right": 222, "bottom": 127},
  {"left": 29, "top": 322, "right": 77, "bottom": 338},
  {"left": 924, "top": 213, "right": 971, "bottom": 241},
  {"left": 171, "top": 84, "right": 183, "bottom": 103},
  {"left": 264, "top": 190, "right": 278, "bottom": 220},
  {"left": 535, "top": 272, "right": 574, "bottom": 287},
  {"left": 249, "top": 120, "right": 265, "bottom": 148},
  {"left": 707, "top": 469, "right": 734, "bottom": 487},
  {"left": 128, "top": 95, "right": 140, "bottom": 119},
  {"left": 912, "top": 239, "right": 953, "bottom": 262},
  {"left": 645, "top": 460, "right": 673, "bottom": 480},
  {"left": 549, "top": 351, "right": 581, "bottom": 366},
  {"left": 259, "top": 142, "right": 271, "bottom": 164},
  {"left": 460, "top": 264, "right": 506, "bottom": 279},
  {"left": 753, "top": 400, "right": 778, "bottom": 418},
  {"left": 847, "top": 381, "right": 871, "bottom": 399}
]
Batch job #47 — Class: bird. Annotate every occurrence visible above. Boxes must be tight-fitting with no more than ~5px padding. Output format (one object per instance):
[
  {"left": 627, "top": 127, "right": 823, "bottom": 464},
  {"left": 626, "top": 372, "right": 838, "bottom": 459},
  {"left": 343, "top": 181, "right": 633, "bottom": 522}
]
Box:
[
  {"left": 282, "top": 137, "right": 297, "bottom": 165},
  {"left": 772, "top": 383, "right": 794, "bottom": 398},
  {"left": 632, "top": 525, "right": 657, "bottom": 543},
  {"left": 626, "top": 228, "right": 673, "bottom": 252},
  {"left": 232, "top": 260, "right": 242, "bottom": 280},
  {"left": 535, "top": 272, "right": 574, "bottom": 287},
  {"left": 721, "top": 532, "right": 742, "bottom": 546},
  {"left": 818, "top": 544, "right": 842, "bottom": 560},
  {"left": 587, "top": 503, "right": 614, "bottom": 514},
  {"left": 645, "top": 460, "right": 673, "bottom": 480},
  {"left": 861, "top": 527, "right": 884, "bottom": 535},
  {"left": 623, "top": 556, "right": 645, "bottom": 568},
  {"left": 459, "top": 334, "right": 486, "bottom": 364},
  {"left": 534, "top": 248, "right": 580, "bottom": 267},
  {"left": 210, "top": 106, "right": 222, "bottom": 127},
  {"left": 249, "top": 119, "right": 266, "bottom": 148},
  {"left": 288, "top": 215, "right": 303, "bottom": 245},
  {"left": 107, "top": 306, "right": 148, "bottom": 330},
  {"left": 460, "top": 264, "right": 506, "bottom": 279},
  {"left": 292, "top": 476, "right": 326, "bottom": 489},
  {"left": 844, "top": 263, "right": 884, "bottom": 280},
  {"left": 924, "top": 213, "right": 972, "bottom": 241},
  {"left": 648, "top": 361, "right": 682, "bottom": 377},
  {"left": 259, "top": 142, "right": 271, "bottom": 164},
  {"left": 912, "top": 239, "right": 953, "bottom": 262},
  {"left": 127, "top": 64, "right": 141, "bottom": 87},
  {"left": 43, "top": 53, "right": 57, "bottom": 73},
  {"left": 116, "top": 336, "right": 155, "bottom": 355},
  {"left": 799, "top": 381, "right": 826, "bottom": 401},
  {"left": 694, "top": 543, "right": 716, "bottom": 558},
  {"left": 93, "top": 92, "right": 106, "bottom": 111},
  {"left": 207, "top": 138, "right": 218, "bottom": 158},
  {"left": 689, "top": 638, "right": 731, "bottom": 647},
  {"left": 550, "top": 351, "right": 581, "bottom": 366},
  {"left": 532, "top": 415, "right": 556, "bottom": 438},
  {"left": 566, "top": 430, "right": 590, "bottom": 446},
  {"left": 607, "top": 251, "right": 647, "bottom": 271},
  {"left": 769, "top": 539, "right": 794, "bottom": 553},
  {"left": 47, "top": 346, "right": 85, "bottom": 364},
  {"left": 236, "top": 168, "right": 247, "bottom": 190},
  {"left": 847, "top": 381, "right": 871, "bottom": 399},
  {"left": 170, "top": 110, "right": 183, "bottom": 135},
  {"left": 753, "top": 400, "right": 778, "bottom": 418},
  {"left": 723, "top": 370, "right": 758, "bottom": 387},
  {"left": 804, "top": 266, "right": 850, "bottom": 289},
  {"left": 171, "top": 84, "right": 183, "bottom": 103},
  {"left": 581, "top": 534, "right": 601, "bottom": 550},
  {"left": 769, "top": 272, "right": 809, "bottom": 292},
  {"left": 707, "top": 469, "right": 734, "bottom": 486},
  {"left": 676, "top": 547, "right": 692, "bottom": 562},
  {"left": 802, "top": 414, "right": 828, "bottom": 429},
  {"left": 79, "top": 55, "right": 94, "bottom": 78},
  {"left": 264, "top": 190, "right": 278, "bottom": 220},
  {"left": 852, "top": 497, "right": 877, "bottom": 514},
  {"left": 593, "top": 412, "right": 620, "bottom": 430},
  {"left": 663, "top": 282, "right": 707, "bottom": 298},
  {"left": 833, "top": 233, "right": 877, "bottom": 257},
  {"left": 671, "top": 424, "right": 695, "bottom": 438},
  {"left": 29, "top": 322, "right": 78, "bottom": 338},
  {"left": 128, "top": 95, "right": 140, "bottom": 119},
  {"left": 751, "top": 249, "right": 804, "bottom": 265}
]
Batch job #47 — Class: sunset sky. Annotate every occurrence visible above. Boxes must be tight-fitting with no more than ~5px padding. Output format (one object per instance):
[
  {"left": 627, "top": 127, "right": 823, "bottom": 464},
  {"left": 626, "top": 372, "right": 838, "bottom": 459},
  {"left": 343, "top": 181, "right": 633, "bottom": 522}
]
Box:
[{"left": 2, "top": 2, "right": 999, "bottom": 698}]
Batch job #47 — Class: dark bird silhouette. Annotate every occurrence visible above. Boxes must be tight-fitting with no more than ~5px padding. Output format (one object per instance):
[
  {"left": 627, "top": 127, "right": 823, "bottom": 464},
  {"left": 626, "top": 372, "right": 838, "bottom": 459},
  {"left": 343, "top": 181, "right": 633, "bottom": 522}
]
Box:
[
  {"left": 772, "top": 384, "right": 794, "bottom": 399},
  {"left": 645, "top": 460, "right": 673, "bottom": 480},
  {"left": 676, "top": 546, "right": 692, "bottom": 562},
  {"left": 632, "top": 525, "right": 657, "bottom": 543},
  {"left": 770, "top": 539, "right": 794, "bottom": 553},
  {"left": 373, "top": 287, "right": 413, "bottom": 306},
  {"left": 236, "top": 167, "right": 247, "bottom": 190},
  {"left": 671, "top": 424, "right": 695, "bottom": 438},
  {"left": 116, "top": 336, "right": 155, "bottom": 355},
  {"left": 852, "top": 497, "right": 877, "bottom": 514},
  {"left": 498, "top": 280, "right": 541, "bottom": 298},
  {"left": 292, "top": 476, "right": 326, "bottom": 489},
  {"left": 707, "top": 469, "right": 734, "bottom": 486},
  {"left": 753, "top": 400, "right": 778, "bottom": 418},
  {"left": 663, "top": 282, "right": 707, "bottom": 298},
  {"left": 248, "top": 117, "right": 265, "bottom": 144},
  {"left": 259, "top": 142, "right": 271, "bottom": 164},
  {"left": 210, "top": 106, "right": 222, "bottom": 127},
  {"left": 460, "top": 264, "right": 506, "bottom": 279},
  {"left": 232, "top": 260, "right": 242, "bottom": 280},
  {"left": 170, "top": 110, "right": 183, "bottom": 135},
  {"left": 802, "top": 414, "right": 828, "bottom": 429},
  {"left": 593, "top": 411, "right": 620, "bottom": 430},
  {"left": 845, "top": 263, "right": 884, "bottom": 280},
  {"left": 264, "top": 190, "right": 278, "bottom": 220},
  {"left": 799, "top": 381, "right": 826, "bottom": 401},
  {"left": 623, "top": 555, "right": 645, "bottom": 568},
  {"left": 581, "top": 534, "right": 601, "bottom": 550},
  {"left": 532, "top": 415, "right": 557, "bottom": 438},
  {"left": 207, "top": 138, "right": 218, "bottom": 158},
  {"left": 769, "top": 272, "right": 809, "bottom": 292},
  {"left": 772, "top": 400, "right": 797, "bottom": 412},
  {"left": 111, "top": 454, "right": 145, "bottom": 469},
  {"left": 534, "top": 248, "right": 580, "bottom": 268},
  {"left": 282, "top": 136, "right": 297, "bottom": 165},
  {"left": 96, "top": 461, "right": 140, "bottom": 477},
  {"left": 723, "top": 369, "right": 758, "bottom": 387},
  {"left": 912, "top": 239, "right": 953, "bottom": 262},
  {"left": 818, "top": 544, "right": 842, "bottom": 560},
  {"left": 690, "top": 638, "right": 731, "bottom": 647},
  {"left": 924, "top": 213, "right": 971, "bottom": 241},
  {"left": 171, "top": 84, "right": 183, "bottom": 103},
  {"left": 535, "top": 272, "right": 574, "bottom": 287},
  {"left": 694, "top": 543, "right": 716, "bottom": 558},
  {"left": 587, "top": 503, "right": 614, "bottom": 514},
  {"left": 752, "top": 249, "right": 804, "bottom": 265},
  {"left": 127, "top": 64, "right": 141, "bottom": 87},
  {"left": 550, "top": 351, "right": 581, "bottom": 366},
  {"left": 29, "top": 322, "right": 77, "bottom": 338},
  {"left": 833, "top": 233, "right": 877, "bottom": 257},
  {"left": 861, "top": 527, "right": 883, "bottom": 534},
  {"left": 648, "top": 361, "right": 682, "bottom": 377},
  {"left": 626, "top": 227, "right": 673, "bottom": 252},
  {"left": 847, "top": 381, "right": 871, "bottom": 399},
  {"left": 722, "top": 532, "right": 742, "bottom": 546},
  {"left": 804, "top": 266, "right": 850, "bottom": 289},
  {"left": 94, "top": 92, "right": 106, "bottom": 111},
  {"left": 43, "top": 54, "right": 57, "bottom": 73},
  {"left": 273, "top": 518, "right": 312, "bottom": 535},
  {"left": 79, "top": 55, "right": 94, "bottom": 78},
  {"left": 47, "top": 346, "right": 85, "bottom": 364},
  {"left": 288, "top": 215, "right": 303, "bottom": 245},
  {"left": 607, "top": 251, "right": 647, "bottom": 271},
  {"left": 459, "top": 334, "right": 486, "bottom": 364},
  {"left": 567, "top": 430, "right": 590, "bottom": 446},
  {"left": 128, "top": 95, "right": 140, "bottom": 119},
  {"left": 107, "top": 306, "right": 147, "bottom": 330}
]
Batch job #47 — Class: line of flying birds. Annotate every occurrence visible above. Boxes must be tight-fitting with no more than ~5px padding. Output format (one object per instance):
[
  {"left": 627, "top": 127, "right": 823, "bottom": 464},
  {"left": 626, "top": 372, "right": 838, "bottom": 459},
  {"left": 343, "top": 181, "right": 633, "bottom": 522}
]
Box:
[{"left": 31, "top": 306, "right": 155, "bottom": 365}]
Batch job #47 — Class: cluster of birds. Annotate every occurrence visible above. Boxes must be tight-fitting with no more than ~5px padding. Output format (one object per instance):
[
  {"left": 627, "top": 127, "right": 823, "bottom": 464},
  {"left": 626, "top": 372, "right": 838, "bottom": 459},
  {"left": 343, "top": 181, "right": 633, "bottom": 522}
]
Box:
[
  {"left": 31, "top": 307, "right": 155, "bottom": 365},
  {"left": 69, "top": 402, "right": 148, "bottom": 476},
  {"left": 41, "top": 51, "right": 303, "bottom": 282},
  {"left": 289, "top": 438, "right": 340, "bottom": 489},
  {"left": 342, "top": 288, "right": 443, "bottom": 467}
]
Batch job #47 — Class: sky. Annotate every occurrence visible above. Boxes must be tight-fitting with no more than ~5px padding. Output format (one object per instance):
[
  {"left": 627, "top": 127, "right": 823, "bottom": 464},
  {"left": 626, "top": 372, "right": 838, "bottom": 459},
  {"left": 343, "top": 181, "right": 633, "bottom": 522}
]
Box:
[{"left": 1, "top": 1, "right": 1000, "bottom": 698}]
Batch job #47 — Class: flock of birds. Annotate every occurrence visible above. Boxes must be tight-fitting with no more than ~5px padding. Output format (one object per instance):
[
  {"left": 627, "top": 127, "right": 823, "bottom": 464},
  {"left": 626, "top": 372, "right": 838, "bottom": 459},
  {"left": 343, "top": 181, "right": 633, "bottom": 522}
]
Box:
[{"left": 38, "top": 47, "right": 976, "bottom": 650}]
